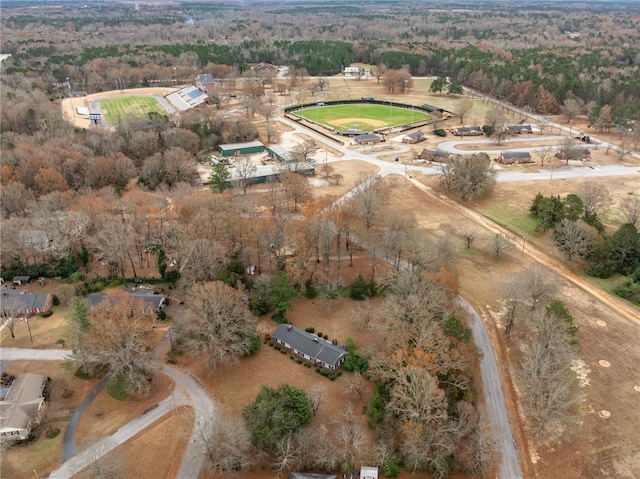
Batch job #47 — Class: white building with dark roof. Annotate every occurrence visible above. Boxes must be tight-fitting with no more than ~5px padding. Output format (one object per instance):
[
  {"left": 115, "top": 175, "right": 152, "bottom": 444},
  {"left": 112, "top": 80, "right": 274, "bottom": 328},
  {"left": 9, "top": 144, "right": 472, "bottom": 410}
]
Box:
[
  {"left": 272, "top": 324, "right": 348, "bottom": 370},
  {"left": 0, "top": 373, "right": 47, "bottom": 441}
]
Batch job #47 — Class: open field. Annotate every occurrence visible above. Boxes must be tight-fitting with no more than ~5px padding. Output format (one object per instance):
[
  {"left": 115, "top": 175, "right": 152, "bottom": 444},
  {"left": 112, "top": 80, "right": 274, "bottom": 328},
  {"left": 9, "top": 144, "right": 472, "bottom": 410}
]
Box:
[
  {"left": 99, "top": 96, "right": 167, "bottom": 124},
  {"left": 294, "top": 103, "right": 428, "bottom": 132}
]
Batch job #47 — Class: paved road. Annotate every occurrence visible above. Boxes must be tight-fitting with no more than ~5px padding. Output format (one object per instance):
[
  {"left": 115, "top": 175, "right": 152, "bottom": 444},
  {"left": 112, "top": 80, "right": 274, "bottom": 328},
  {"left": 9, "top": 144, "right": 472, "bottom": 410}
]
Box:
[
  {"left": 0, "top": 347, "right": 70, "bottom": 361},
  {"left": 458, "top": 298, "right": 523, "bottom": 479}
]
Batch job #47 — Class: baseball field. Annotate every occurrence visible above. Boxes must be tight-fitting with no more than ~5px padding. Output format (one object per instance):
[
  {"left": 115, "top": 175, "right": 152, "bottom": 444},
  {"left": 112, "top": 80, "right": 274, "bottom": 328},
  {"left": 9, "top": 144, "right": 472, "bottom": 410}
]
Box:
[{"left": 294, "top": 103, "right": 429, "bottom": 132}]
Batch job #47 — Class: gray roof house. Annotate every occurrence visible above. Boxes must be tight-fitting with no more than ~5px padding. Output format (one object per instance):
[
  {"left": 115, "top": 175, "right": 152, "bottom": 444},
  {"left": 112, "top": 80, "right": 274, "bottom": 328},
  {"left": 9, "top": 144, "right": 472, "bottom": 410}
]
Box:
[
  {"left": 272, "top": 324, "right": 348, "bottom": 370},
  {"left": 419, "top": 149, "right": 451, "bottom": 162},
  {"left": 402, "top": 130, "right": 426, "bottom": 144},
  {"left": 354, "top": 133, "right": 382, "bottom": 144},
  {"left": 451, "top": 126, "right": 483, "bottom": 136},
  {"left": 498, "top": 151, "right": 533, "bottom": 164},
  {"left": 88, "top": 288, "right": 166, "bottom": 312},
  {"left": 291, "top": 473, "right": 337, "bottom": 479},
  {"left": 0, "top": 290, "right": 54, "bottom": 315},
  {"left": 0, "top": 373, "right": 47, "bottom": 441}
]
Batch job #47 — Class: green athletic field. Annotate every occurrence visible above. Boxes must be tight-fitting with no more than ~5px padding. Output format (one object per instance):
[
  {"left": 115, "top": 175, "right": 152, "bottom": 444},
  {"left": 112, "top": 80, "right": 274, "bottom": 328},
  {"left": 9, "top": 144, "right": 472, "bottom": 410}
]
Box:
[
  {"left": 294, "top": 103, "right": 429, "bottom": 132},
  {"left": 100, "top": 96, "right": 167, "bottom": 124}
]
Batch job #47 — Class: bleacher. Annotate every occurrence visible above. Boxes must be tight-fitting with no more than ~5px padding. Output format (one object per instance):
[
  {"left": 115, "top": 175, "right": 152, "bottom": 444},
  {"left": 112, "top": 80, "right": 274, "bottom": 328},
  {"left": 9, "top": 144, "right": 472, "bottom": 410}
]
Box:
[{"left": 165, "top": 86, "right": 208, "bottom": 112}]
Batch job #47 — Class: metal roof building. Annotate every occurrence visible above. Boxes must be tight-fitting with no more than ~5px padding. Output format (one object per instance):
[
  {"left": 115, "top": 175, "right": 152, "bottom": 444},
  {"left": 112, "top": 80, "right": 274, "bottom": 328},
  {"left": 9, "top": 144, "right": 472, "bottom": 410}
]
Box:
[{"left": 272, "top": 324, "right": 348, "bottom": 370}]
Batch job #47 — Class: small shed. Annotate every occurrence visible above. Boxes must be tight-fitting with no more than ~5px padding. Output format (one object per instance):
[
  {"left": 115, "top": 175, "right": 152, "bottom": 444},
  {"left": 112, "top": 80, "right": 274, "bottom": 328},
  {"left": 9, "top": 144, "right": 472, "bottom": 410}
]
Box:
[
  {"left": 12, "top": 276, "right": 31, "bottom": 285},
  {"left": 507, "top": 124, "right": 532, "bottom": 134},
  {"left": 361, "top": 466, "right": 379, "bottom": 479},
  {"left": 498, "top": 151, "right": 533, "bottom": 164},
  {"left": 218, "top": 141, "right": 265, "bottom": 157},
  {"left": 290, "top": 474, "right": 337, "bottom": 479},
  {"left": 402, "top": 130, "right": 426, "bottom": 144},
  {"left": 354, "top": 133, "right": 382, "bottom": 145}
]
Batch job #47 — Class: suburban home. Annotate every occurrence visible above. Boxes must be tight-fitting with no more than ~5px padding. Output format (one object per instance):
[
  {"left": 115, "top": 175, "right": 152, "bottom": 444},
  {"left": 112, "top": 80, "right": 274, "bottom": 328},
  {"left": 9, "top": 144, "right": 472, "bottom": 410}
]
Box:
[
  {"left": 507, "top": 124, "right": 533, "bottom": 134},
  {"left": 419, "top": 149, "right": 451, "bottom": 163},
  {"left": 555, "top": 147, "right": 591, "bottom": 161},
  {"left": 402, "top": 130, "right": 426, "bottom": 144},
  {"left": 272, "top": 324, "right": 348, "bottom": 370},
  {"left": 498, "top": 151, "right": 533, "bottom": 164},
  {"left": 194, "top": 73, "right": 215, "bottom": 96},
  {"left": 354, "top": 133, "right": 382, "bottom": 145},
  {"left": 12, "top": 276, "right": 31, "bottom": 285},
  {"left": 343, "top": 66, "right": 362, "bottom": 77},
  {"left": 361, "top": 466, "right": 379, "bottom": 479},
  {"left": 0, "top": 290, "right": 54, "bottom": 315},
  {"left": 88, "top": 288, "right": 166, "bottom": 313},
  {"left": 451, "top": 126, "right": 483, "bottom": 136},
  {"left": 0, "top": 373, "right": 47, "bottom": 441}
]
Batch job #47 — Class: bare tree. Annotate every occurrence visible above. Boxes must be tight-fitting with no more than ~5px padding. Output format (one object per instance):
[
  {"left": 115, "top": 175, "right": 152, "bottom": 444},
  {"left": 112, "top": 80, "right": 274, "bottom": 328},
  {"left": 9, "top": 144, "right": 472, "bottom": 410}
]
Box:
[
  {"left": 485, "top": 233, "right": 510, "bottom": 260},
  {"left": 307, "top": 385, "right": 326, "bottom": 416},
  {"left": 513, "top": 312, "right": 583, "bottom": 442},
  {"left": 447, "top": 154, "right": 496, "bottom": 201},
  {"left": 521, "top": 264, "right": 560, "bottom": 309},
  {"left": 453, "top": 99, "right": 473, "bottom": 123},
  {"left": 560, "top": 97, "right": 583, "bottom": 133},
  {"left": 233, "top": 157, "right": 257, "bottom": 195},
  {"left": 461, "top": 226, "right": 477, "bottom": 249},
  {"left": 331, "top": 403, "right": 369, "bottom": 477},
  {"left": 201, "top": 409, "right": 254, "bottom": 478},
  {"left": 352, "top": 173, "right": 385, "bottom": 229},
  {"left": 536, "top": 147, "right": 553, "bottom": 167},
  {"left": 342, "top": 371, "right": 365, "bottom": 400},
  {"left": 485, "top": 109, "right": 508, "bottom": 143},
  {"left": 501, "top": 276, "right": 523, "bottom": 338},
  {"left": 81, "top": 293, "right": 157, "bottom": 396},
  {"left": 579, "top": 181, "right": 610, "bottom": 219},
  {"left": 177, "top": 281, "right": 258, "bottom": 370},
  {"left": 620, "top": 196, "right": 640, "bottom": 226},
  {"left": 292, "top": 139, "right": 318, "bottom": 163},
  {"left": 280, "top": 172, "right": 312, "bottom": 212}
]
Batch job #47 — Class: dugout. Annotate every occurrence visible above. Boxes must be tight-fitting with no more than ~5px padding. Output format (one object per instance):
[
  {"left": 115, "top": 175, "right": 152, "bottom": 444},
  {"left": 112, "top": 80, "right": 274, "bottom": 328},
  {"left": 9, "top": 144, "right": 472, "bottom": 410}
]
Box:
[{"left": 218, "top": 140, "right": 265, "bottom": 157}]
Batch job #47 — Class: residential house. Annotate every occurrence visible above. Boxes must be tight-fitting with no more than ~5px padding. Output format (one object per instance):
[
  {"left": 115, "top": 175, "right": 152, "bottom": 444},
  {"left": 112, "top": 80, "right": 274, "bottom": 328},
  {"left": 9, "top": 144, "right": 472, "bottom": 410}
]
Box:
[
  {"left": 507, "top": 124, "right": 533, "bottom": 134},
  {"left": 402, "top": 130, "right": 426, "bottom": 144},
  {"left": 419, "top": 149, "right": 451, "bottom": 163},
  {"left": 290, "top": 474, "right": 337, "bottom": 479},
  {"left": 271, "top": 324, "right": 348, "bottom": 370},
  {"left": 88, "top": 288, "right": 166, "bottom": 313},
  {"left": 0, "top": 373, "right": 47, "bottom": 441},
  {"left": 343, "top": 66, "right": 362, "bottom": 77},
  {"left": 0, "top": 290, "right": 54, "bottom": 315},
  {"left": 354, "top": 133, "right": 382, "bottom": 145},
  {"left": 555, "top": 147, "right": 591, "bottom": 161},
  {"left": 451, "top": 126, "right": 483, "bottom": 136},
  {"left": 498, "top": 151, "right": 533, "bottom": 164},
  {"left": 195, "top": 73, "right": 215, "bottom": 96}
]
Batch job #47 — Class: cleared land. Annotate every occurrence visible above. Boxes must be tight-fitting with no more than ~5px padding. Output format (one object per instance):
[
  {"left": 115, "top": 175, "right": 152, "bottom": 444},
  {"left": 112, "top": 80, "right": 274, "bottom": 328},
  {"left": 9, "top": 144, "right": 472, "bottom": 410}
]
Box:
[
  {"left": 294, "top": 103, "right": 428, "bottom": 132},
  {"left": 99, "top": 96, "right": 167, "bottom": 124}
]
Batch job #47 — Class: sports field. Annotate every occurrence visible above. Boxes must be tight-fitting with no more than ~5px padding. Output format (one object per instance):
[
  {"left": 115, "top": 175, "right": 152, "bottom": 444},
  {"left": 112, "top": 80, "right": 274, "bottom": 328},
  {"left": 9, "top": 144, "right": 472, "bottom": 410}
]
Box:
[
  {"left": 294, "top": 103, "right": 428, "bottom": 132},
  {"left": 100, "top": 96, "right": 167, "bottom": 123}
]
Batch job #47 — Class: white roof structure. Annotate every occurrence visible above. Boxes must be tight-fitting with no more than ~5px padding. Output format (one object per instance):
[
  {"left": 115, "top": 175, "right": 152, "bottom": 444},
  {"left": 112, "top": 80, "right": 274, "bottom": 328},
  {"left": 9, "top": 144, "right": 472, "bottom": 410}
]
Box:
[{"left": 166, "top": 86, "right": 208, "bottom": 112}]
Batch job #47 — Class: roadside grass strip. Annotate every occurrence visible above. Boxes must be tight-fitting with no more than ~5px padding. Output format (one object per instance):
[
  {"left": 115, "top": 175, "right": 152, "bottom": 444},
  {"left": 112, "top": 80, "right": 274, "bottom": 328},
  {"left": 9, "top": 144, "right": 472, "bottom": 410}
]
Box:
[{"left": 100, "top": 96, "right": 166, "bottom": 123}]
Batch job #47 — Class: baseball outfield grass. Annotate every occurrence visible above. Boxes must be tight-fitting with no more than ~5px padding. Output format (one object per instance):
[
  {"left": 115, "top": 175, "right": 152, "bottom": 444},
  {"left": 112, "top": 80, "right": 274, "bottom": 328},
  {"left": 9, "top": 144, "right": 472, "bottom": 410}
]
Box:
[
  {"left": 100, "top": 96, "right": 167, "bottom": 123},
  {"left": 294, "top": 103, "right": 429, "bottom": 132}
]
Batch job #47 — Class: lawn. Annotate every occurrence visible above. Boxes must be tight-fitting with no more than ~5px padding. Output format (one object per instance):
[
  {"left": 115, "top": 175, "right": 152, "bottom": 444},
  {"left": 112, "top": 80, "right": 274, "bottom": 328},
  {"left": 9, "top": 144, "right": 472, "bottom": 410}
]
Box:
[
  {"left": 99, "top": 96, "right": 167, "bottom": 124},
  {"left": 295, "top": 103, "right": 428, "bottom": 132}
]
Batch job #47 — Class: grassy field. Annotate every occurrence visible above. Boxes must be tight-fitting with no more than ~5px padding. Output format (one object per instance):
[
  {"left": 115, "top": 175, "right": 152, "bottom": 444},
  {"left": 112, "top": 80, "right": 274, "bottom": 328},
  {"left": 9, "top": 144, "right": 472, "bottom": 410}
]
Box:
[
  {"left": 100, "top": 96, "right": 167, "bottom": 124},
  {"left": 294, "top": 103, "right": 428, "bottom": 132}
]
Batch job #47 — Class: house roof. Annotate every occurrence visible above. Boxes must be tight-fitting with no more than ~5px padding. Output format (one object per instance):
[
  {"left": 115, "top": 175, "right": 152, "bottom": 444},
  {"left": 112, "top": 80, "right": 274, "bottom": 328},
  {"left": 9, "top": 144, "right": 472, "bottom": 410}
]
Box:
[
  {"left": 421, "top": 149, "right": 450, "bottom": 158},
  {"left": 219, "top": 141, "right": 265, "bottom": 152},
  {"left": 12, "top": 276, "right": 31, "bottom": 282},
  {"left": 196, "top": 73, "right": 215, "bottom": 84},
  {"left": 454, "top": 126, "right": 482, "bottom": 132},
  {"left": 272, "top": 324, "right": 347, "bottom": 368},
  {"left": 0, "top": 291, "right": 52, "bottom": 313},
  {"left": 0, "top": 373, "right": 46, "bottom": 433},
  {"left": 405, "top": 130, "right": 425, "bottom": 140},
  {"left": 501, "top": 151, "right": 531, "bottom": 159},
  {"left": 88, "top": 289, "right": 166, "bottom": 310},
  {"left": 354, "top": 133, "right": 380, "bottom": 141}
]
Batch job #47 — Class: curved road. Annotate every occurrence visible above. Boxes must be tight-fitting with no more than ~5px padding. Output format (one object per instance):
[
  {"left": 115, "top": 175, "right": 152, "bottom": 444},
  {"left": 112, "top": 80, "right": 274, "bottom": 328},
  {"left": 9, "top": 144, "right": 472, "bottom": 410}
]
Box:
[{"left": 0, "top": 346, "right": 215, "bottom": 479}]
